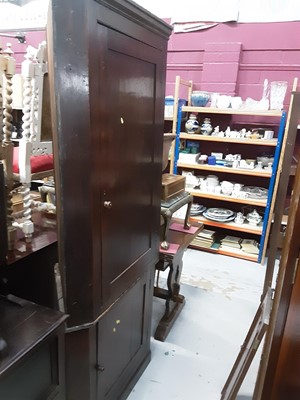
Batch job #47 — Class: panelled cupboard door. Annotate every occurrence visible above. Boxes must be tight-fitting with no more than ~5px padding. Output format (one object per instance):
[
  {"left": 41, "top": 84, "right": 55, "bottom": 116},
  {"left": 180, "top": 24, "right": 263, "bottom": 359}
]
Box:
[
  {"left": 93, "top": 25, "right": 164, "bottom": 307},
  {"left": 48, "top": 0, "right": 171, "bottom": 327},
  {"left": 96, "top": 270, "right": 154, "bottom": 400}
]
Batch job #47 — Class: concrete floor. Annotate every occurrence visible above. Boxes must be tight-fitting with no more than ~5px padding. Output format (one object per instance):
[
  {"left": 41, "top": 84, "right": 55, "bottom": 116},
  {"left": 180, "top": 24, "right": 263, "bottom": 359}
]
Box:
[{"left": 128, "top": 249, "right": 273, "bottom": 400}]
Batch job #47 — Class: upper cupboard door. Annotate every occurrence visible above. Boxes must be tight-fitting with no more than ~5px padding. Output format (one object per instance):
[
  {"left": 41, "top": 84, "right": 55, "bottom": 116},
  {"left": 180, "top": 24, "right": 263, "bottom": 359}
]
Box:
[
  {"left": 91, "top": 24, "right": 165, "bottom": 306},
  {"left": 48, "top": 0, "right": 171, "bottom": 326}
]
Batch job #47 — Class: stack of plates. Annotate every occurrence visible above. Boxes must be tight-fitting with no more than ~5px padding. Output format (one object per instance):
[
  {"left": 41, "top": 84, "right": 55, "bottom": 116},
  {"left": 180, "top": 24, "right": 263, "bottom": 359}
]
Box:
[
  {"left": 203, "top": 208, "right": 236, "bottom": 222},
  {"left": 190, "top": 203, "right": 206, "bottom": 216},
  {"left": 241, "top": 186, "right": 268, "bottom": 199}
]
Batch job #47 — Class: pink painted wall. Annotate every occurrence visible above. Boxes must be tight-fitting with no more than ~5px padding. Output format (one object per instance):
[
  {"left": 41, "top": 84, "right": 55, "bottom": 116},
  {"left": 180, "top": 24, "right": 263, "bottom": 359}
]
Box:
[
  {"left": 6, "top": 22, "right": 300, "bottom": 112},
  {"left": 1, "top": 30, "right": 46, "bottom": 72},
  {"left": 165, "top": 21, "right": 300, "bottom": 110}
]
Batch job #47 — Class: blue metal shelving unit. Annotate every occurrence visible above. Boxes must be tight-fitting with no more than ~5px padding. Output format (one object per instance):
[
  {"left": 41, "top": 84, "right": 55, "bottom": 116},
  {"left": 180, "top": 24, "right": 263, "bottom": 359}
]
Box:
[
  {"left": 258, "top": 110, "right": 287, "bottom": 262},
  {"left": 173, "top": 105, "right": 287, "bottom": 263},
  {"left": 173, "top": 105, "right": 183, "bottom": 175}
]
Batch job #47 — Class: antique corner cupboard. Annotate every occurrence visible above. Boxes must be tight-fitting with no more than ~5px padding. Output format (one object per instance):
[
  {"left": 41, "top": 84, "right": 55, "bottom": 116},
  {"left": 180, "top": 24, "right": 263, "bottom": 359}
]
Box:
[{"left": 47, "top": 0, "right": 172, "bottom": 399}]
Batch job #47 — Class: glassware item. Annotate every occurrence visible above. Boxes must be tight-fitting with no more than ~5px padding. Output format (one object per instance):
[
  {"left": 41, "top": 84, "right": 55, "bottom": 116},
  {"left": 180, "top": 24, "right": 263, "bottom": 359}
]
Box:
[
  {"left": 200, "top": 117, "right": 213, "bottom": 135},
  {"left": 185, "top": 114, "right": 200, "bottom": 134},
  {"left": 270, "top": 81, "right": 288, "bottom": 110}
]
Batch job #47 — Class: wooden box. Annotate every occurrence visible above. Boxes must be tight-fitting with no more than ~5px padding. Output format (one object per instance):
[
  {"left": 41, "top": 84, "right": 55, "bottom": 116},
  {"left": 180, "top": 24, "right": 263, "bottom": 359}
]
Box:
[{"left": 162, "top": 173, "right": 185, "bottom": 201}]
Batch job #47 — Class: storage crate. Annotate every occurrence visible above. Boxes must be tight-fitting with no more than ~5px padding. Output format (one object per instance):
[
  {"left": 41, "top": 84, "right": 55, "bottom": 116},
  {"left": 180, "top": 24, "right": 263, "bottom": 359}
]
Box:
[{"left": 161, "top": 173, "right": 185, "bottom": 201}]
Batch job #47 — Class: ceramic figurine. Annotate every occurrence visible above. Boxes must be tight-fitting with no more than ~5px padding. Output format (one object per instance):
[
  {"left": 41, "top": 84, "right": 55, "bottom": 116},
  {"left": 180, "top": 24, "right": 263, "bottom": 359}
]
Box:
[
  {"left": 225, "top": 126, "right": 231, "bottom": 137},
  {"left": 212, "top": 125, "right": 220, "bottom": 136},
  {"left": 240, "top": 128, "right": 246, "bottom": 138},
  {"left": 234, "top": 212, "right": 245, "bottom": 225}
]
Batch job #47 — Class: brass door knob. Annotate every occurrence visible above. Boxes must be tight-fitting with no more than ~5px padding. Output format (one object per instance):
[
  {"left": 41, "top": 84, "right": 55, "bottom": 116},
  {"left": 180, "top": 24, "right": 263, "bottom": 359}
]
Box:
[
  {"left": 103, "top": 200, "right": 112, "bottom": 209},
  {"left": 95, "top": 364, "right": 105, "bottom": 372}
]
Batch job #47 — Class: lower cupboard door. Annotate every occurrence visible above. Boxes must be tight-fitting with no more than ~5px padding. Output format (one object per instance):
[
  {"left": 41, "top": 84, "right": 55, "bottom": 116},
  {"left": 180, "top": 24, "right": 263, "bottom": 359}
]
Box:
[{"left": 96, "top": 269, "right": 153, "bottom": 400}]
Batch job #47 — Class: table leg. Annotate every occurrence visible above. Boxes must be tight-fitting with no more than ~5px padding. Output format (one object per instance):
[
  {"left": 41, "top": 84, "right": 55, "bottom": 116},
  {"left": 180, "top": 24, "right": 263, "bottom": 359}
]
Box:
[
  {"left": 183, "top": 196, "right": 193, "bottom": 230},
  {"left": 161, "top": 209, "right": 172, "bottom": 250},
  {"left": 154, "top": 258, "right": 185, "bottom": 342}
]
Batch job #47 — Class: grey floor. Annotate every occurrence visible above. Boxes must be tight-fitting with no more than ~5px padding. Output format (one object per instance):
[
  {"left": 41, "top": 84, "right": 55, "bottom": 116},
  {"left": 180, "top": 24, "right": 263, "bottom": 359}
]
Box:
[{"left": 128, "top": 249, "right": 273, "bottom": 400}]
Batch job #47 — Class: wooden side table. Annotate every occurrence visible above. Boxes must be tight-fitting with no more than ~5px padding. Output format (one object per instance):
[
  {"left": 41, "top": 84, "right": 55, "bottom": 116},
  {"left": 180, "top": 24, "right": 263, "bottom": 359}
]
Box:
[{"left": 154, "top": 220, "right": 203, "bottom": 341}]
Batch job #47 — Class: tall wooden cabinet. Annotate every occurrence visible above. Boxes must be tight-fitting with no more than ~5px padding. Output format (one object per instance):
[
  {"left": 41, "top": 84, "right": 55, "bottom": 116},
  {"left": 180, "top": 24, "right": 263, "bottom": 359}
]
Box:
[{"left": 47, "top": 0, "right": 172, "bottom": 399}]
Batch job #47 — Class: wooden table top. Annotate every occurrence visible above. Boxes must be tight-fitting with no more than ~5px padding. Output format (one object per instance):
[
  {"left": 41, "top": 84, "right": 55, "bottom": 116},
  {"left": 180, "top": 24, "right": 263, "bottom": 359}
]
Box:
[
  {"left": 7, "top": 212, "right": 57, "bottom": 265},
  {"left": 0, "top": 295, "right": 67, "bottom": 376},
  {"left": 159, "top": 219, "right": 203, "bottom": 262}
]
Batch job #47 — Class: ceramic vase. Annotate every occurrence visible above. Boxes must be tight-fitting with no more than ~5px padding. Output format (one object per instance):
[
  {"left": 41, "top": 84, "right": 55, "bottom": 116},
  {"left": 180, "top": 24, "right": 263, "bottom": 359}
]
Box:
[
  {"left": 185, "top": 114, "right": 200, "bottom": 134},
  {"left": 200, "top": 118, "right": 213, "bottom": 135}
]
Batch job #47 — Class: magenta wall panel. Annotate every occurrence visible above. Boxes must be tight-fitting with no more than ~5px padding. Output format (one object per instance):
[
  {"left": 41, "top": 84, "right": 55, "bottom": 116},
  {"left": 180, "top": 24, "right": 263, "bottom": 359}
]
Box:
[
  {"left": 201, "top": 42, "right": 241, "bottom": 95},
  {"left": 3, "top": 22, "right": 300, "bottom": 112},
  {"left": 165, "top": 20, "right": 300, "bottom": 110},
  {"left": 204, "top": 42, "right": 242, "bottom": 53},
  {"left": 203, "top": 63, "right": 240, "bottom": 83},
  {"left": 204, "top": 51, "right": 242, "bottom": 63},
  {"left": 2, "top": 30, "right": 46, "bottom": 72}
]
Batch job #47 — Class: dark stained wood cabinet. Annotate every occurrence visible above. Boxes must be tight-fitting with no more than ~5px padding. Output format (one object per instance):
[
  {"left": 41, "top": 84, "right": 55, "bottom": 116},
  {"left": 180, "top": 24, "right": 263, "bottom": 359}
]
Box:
[
  {"left": 260, "top": 148, "right": 300, "bottom": 399},
  {"left": 269, "top": 263, "right": 300, "bottom": 399},
  {"left": 47, "top": 0, "right": 172, "bottom": 398},
  {"left": 65, "top": 268, "right": 154, "bottom": 400},
  {"left": 0, "top": 297, "right": 67, "bottom": 400},
  {"left": 48, "top": 0, "right": 171, "bottom": 328},
  {"left": 96, "top": 272, "right": 153, "bottom": 399}
]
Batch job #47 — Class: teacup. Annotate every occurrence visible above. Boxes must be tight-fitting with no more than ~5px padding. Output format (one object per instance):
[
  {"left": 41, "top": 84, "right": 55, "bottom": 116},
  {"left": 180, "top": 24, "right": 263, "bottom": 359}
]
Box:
[
  {"left": 184, "top": 172, "right": 198, "bottom": 188},
  {"left": 217, "top": 95, "right": 232, "bottom": 109},
  {"left": 221, "top": 181, "right": 234, "bottom": 196},
  {"left": 231, "top": 96, "right": 243, "bottom": 109},
  {"left": 264, "top": 130, "right": 274, "bottom": 140}
]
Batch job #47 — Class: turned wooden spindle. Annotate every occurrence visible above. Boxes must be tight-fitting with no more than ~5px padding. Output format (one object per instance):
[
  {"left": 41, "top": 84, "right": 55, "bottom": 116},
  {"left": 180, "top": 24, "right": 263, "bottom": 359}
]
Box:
[
  {"left": 2, "top": 43, "right": 17, "bottom": 249},
  {"left": 19, "top": 48, "right": 35, "bottom": 240},
  {"left": 0, "top": 42, "right": 4, "bottom": 132}
]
